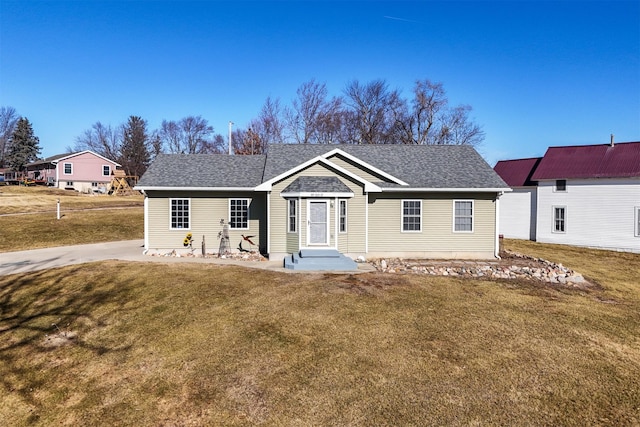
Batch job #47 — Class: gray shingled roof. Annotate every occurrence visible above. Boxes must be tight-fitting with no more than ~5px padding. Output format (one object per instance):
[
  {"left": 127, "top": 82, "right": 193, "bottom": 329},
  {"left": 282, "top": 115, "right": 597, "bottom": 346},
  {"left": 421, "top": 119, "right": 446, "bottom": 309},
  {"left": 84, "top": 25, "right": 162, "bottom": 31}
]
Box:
[
  {"left": 28, "top": 152, "right": 79, "bottom": 166},
  {"left": 137, "top": 153, "right": 266, "bottom": 188},
  {"left": 137, "top": 145, "right": 508, "bottom": 190},
  {"left": 264, "top": 144, "right": 508, "bottom": 189},
  {"left": 282, "top": 176, "right": 353, "bottom": 193}
]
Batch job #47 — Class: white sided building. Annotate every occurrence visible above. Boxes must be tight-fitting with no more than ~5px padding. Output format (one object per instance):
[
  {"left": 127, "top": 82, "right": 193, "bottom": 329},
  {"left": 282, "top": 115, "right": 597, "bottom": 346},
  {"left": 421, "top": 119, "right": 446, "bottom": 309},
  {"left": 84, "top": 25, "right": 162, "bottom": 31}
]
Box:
[
  {"left": 496, "top": 140, "right": 640, "bottom": 253},
  {"left": 494, "top": 157, "right": 541, "bottom": 240}
]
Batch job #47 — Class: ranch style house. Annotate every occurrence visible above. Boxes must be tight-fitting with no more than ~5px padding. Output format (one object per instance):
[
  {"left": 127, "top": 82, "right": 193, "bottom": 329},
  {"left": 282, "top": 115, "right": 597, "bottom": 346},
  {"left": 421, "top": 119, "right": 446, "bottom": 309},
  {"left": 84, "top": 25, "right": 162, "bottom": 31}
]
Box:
[{"left": 135, "top": 144, "right": 510, "bottom": 265}]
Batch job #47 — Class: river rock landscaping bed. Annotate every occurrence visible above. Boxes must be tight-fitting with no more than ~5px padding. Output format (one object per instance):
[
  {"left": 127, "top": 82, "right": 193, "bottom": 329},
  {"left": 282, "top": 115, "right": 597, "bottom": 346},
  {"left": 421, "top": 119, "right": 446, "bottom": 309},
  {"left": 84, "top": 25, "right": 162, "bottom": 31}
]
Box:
[
  {"left": 149, "top": 250, "right": 268, "bottom": 262},
  {"left": 371, "top": 250, "right": 589, "bottom": 287}
]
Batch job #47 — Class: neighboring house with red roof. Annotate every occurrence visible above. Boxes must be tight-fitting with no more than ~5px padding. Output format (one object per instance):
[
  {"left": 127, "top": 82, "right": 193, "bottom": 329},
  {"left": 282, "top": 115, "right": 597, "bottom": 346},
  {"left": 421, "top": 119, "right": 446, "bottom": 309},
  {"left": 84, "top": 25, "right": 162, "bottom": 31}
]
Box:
[
  {"left": 495, "top": 140, "right": 640, "bottom": 253},
  {"left": 493, "top": 157, "right": 541, "bottom": 240},
  {"left": 26, "top": 150, "right": 121, "bottom": 192}
]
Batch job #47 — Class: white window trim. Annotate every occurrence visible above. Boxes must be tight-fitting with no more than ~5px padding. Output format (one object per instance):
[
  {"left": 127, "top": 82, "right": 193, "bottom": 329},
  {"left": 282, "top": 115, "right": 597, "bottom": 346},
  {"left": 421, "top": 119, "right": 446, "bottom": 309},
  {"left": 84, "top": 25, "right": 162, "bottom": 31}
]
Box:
[
  {"left": 102, "top": 165, "right": 111, "bottom": 176},
  {"left": 229, "top": 198, "right": 250, "bottom": 230},
  {"left": 288, "top": 199, "right": 297, "bottom": 233},
  {"left": 306, "top": 199, "right": 330, "bottom": 246},
  {"left": 453, "top": 199, "right": 474, "bottom": 233},
  {"left": 552, "top": 205, "right": 566, "bottom": 234},
  {"left": 63, "top": 162, "right": 72, "bottom": 175},
  {"left": 339, "top": 200, "right": 347, "bottom": 233},
  {"left": 169, "top": 198, "right": 191, "bottom": 230},
  {"left": 635, "top": 206, "right": 640, "bottom": 237},
  {"left": 401, "top": 199, "right": 422, "bottom": 233}
]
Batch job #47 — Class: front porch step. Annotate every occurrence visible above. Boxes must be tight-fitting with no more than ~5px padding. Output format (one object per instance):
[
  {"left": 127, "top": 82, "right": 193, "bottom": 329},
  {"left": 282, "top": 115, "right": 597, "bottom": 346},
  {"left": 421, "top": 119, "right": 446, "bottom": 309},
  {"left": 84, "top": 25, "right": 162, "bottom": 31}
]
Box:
[{"left": 284, "top": 249, "right": 358, "bottom": 271}]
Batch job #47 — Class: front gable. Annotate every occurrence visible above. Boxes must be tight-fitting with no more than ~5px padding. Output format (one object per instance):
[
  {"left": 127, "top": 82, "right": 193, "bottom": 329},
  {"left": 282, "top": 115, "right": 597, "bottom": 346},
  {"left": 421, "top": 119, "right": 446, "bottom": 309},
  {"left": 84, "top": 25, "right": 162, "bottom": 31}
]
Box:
[
  {"left": 322, "top": 149, "right": 408, "bottom": 186},
  {"left": 255, "top": 148, "right": 407, "bottom": 193},
  {"left": 256, "top": 155, "right": 384, "bottom": 193}
]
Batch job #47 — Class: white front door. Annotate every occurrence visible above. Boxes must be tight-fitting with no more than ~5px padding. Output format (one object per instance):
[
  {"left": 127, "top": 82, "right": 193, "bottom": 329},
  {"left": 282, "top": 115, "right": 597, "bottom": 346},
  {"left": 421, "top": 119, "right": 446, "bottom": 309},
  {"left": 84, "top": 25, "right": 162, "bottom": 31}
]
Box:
[{"left": 308, "top": 200, "right": 329, "bottom": 245}]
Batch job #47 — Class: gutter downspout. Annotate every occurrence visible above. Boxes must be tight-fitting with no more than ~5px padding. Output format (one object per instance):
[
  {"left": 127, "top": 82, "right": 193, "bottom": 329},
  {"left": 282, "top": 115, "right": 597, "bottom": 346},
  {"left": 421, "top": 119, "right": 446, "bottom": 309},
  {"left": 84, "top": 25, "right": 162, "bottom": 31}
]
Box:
[
  {"left": 365, "top": 191, "right": 369, "bottom": 255},
  {"left": 266, "top": 192, "right": 271, "bottom": 256},
  {"left": 495, "top": 191, "right": 503, "bottom": 259},
  {"left": 142, "top": 191, "right": 149, "bottom": 251}
]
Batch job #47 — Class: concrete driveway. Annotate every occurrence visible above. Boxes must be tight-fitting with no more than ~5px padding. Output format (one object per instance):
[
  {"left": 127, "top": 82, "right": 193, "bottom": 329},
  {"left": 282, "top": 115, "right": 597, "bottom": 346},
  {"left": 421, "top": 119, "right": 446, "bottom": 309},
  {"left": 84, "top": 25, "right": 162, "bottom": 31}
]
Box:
[
  {"left": 0, "top": 240, "right": 377, "bottom": 276},
  {"left": 0, "top": 240, "right": 290, "bottom": 276}
]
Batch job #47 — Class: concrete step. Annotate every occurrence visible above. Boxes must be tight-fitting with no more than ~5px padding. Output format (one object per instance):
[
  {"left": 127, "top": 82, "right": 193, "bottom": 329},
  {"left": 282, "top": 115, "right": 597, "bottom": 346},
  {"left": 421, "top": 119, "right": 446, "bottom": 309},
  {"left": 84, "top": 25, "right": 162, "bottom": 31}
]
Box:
[{"left": 284, "top": 250, "right": 357, "bottom": 271}]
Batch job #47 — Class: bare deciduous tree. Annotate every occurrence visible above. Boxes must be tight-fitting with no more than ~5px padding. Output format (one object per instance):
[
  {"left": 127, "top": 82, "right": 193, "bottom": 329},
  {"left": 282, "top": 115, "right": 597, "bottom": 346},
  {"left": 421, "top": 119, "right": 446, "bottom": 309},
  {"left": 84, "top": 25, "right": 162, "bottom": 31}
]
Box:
[
  {"left": 73, "top": 122, "right": 122, "bottom": 159},
  {"left": 392, "top": 80, "right": 448, "bottom": 145},
  {"left": 0, "top": 106, "right": 19, "bottom": 167},
  {"left": 343, "top": 79, "right": 401, "bottom": 144},
  {"left": 232, "top": 128, "right": 266, "bottom": 155},
  {"left": 159, "top": 116, "right": 215, "bottom": 154},
  {"left": 285, "top": 80, "right": 344, "bottom": 144},
  {"left": 435, "top": 105, "right": 485, "bottom": 146}
]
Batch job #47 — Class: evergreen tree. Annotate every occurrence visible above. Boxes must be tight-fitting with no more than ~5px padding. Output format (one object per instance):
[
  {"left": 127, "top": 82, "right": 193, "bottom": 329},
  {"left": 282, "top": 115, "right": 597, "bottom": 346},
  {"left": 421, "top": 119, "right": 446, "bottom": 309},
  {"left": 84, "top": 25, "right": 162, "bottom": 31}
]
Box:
[
  {"left": 120, "top": 115, "right": 150, "bottom": 177},
  {"left": 7, "top": 117, "right": 41, "bottom": 172}
]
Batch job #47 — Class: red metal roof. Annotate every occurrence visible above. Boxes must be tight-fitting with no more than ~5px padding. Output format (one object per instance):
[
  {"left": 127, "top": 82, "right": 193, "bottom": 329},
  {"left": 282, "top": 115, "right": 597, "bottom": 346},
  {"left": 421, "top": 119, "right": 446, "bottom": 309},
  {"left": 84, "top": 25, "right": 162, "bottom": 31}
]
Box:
[
  {"left": 493, "top": 157, "right": 542, "bottom": 187},
  {"left": 531, "top": 141, "right": 640, "bottom": 180}
]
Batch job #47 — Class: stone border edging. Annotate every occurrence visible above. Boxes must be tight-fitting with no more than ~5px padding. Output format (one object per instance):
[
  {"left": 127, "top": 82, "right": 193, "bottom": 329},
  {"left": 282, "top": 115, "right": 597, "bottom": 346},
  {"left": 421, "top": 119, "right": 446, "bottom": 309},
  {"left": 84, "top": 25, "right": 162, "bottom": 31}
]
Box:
[{"left": 371, "top": 250, "right": 586, "bottom": 285}]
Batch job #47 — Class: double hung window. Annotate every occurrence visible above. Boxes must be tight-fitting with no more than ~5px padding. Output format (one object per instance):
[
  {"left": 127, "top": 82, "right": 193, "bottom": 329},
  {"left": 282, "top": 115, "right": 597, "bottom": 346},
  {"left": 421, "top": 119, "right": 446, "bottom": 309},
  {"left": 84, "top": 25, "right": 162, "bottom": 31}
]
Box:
[
  {"left": 170, "top": 198, "right": 190, "bottom": 229},
  {"left": 339, "top": 200, "right": 347, "bottom": 233},
  {"left": 553, "top": 206, "right": 566, "bottom": 233},
  {"left": 454, "top": 200, "right": 473, "bottom": 232},
  {"left": 402, "top": 200, "right": 422, "bottom": 232},
  {"left": 230, "top": 199, "right": 249, "bottom": 229},
  {"left": 288, "top": 199, "right": 297, "bottom": 233}
]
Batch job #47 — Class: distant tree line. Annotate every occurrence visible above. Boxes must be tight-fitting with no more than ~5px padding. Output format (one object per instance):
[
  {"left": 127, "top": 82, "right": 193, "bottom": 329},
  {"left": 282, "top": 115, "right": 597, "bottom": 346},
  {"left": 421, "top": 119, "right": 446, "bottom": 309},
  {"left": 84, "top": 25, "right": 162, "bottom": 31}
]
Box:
[{"left": 1, "top": 77, "right": 484, "bottom": 177}]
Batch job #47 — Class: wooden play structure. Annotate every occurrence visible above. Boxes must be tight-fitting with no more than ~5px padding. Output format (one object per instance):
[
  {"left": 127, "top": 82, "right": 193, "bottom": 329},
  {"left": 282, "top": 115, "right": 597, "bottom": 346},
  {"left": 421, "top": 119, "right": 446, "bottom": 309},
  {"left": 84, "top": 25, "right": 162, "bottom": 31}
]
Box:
[{"left": 108, "top": 170, "right": 139, "bottom": 196}]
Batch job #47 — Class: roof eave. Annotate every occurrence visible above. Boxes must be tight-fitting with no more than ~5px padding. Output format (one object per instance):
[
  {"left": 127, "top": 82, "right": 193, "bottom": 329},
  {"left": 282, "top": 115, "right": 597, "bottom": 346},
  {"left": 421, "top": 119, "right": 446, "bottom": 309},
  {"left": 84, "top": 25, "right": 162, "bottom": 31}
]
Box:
[
  {"left": 381, "top": 187, "right": 512, "bottom": 193},
  {"left": 280, "top": 192, "right": 354, "bottom": 198},
  {"left": 134, "top": 186, "right": 256, "bottom": 192}
]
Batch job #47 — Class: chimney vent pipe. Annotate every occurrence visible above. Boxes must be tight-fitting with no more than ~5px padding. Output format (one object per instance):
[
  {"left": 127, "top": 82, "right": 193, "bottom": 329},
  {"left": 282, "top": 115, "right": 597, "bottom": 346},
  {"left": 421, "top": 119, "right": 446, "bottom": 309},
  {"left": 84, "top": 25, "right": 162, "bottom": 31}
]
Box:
[{"left": 610, "top": 134, "right": 615, "bottom": 146}]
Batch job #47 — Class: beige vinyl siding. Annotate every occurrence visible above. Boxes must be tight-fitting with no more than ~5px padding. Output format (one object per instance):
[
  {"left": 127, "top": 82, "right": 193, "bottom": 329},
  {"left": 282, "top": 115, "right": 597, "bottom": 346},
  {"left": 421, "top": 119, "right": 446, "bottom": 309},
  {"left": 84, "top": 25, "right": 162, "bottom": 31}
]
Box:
[
  {"left": 146, "top": 191, "right": 266, "bottom": 253},
  {"left": 284, "top": 199, "right": 300, "bottom": 253},
  {"left": 269, "top": 163, "right": 367, "bottom": 255},
  {"left": 368, "top": 192, "right": 496, "bottom": 257}
]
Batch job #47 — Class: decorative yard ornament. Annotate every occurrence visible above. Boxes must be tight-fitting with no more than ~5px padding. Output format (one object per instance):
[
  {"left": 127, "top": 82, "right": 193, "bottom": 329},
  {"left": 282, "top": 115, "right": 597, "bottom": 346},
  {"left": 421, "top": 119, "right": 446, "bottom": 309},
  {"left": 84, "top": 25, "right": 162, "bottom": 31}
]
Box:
[{"left": 183, "top": 233, "right": 193, "bottom": 249}]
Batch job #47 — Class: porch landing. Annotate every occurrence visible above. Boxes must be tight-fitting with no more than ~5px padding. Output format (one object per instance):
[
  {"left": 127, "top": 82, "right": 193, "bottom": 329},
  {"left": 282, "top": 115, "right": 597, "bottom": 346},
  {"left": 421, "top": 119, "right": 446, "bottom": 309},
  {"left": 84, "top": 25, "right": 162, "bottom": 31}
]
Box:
[{"left": 283, "top": 249, "right": 358, "bottom": 271}]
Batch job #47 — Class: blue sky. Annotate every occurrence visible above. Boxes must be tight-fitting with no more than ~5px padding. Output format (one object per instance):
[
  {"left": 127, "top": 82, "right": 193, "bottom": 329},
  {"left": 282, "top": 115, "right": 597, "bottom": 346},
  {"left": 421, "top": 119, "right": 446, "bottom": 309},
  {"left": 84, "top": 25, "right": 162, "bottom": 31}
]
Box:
[{"left": 1, "top": 0, "right": 638, "bottom": 165}]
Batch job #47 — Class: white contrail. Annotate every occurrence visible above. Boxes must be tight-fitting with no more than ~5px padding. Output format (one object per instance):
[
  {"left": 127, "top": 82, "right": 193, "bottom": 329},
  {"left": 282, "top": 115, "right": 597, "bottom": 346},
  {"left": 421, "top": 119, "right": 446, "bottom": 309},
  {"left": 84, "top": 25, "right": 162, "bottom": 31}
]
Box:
[{"left": 383, "top": 15, "right": 419, "bottom": 23}]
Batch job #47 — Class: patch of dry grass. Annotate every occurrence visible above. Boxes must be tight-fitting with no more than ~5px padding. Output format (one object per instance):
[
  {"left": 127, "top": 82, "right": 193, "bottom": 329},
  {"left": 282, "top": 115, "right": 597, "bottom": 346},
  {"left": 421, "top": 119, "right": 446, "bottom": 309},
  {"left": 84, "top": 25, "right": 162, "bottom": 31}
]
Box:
[
  {"left": 0, "top": 185, "right": 142, "bottom": 215},
  {"left": 0, "top": 208, "right": 143, "bottom": 252},
  {"left": 505, "top": 239, "right": 640, "bottom": 302},
  {"left": 1, "top": 249, "right": 639, "bottom": 426}
]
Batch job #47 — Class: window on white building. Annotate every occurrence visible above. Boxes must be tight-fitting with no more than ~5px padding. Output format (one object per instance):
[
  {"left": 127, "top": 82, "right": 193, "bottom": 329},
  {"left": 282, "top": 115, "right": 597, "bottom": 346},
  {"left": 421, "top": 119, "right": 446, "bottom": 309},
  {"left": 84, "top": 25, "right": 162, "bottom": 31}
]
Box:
[{"left": 553, "top": 206, "right": 566, "bottom": 233}]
